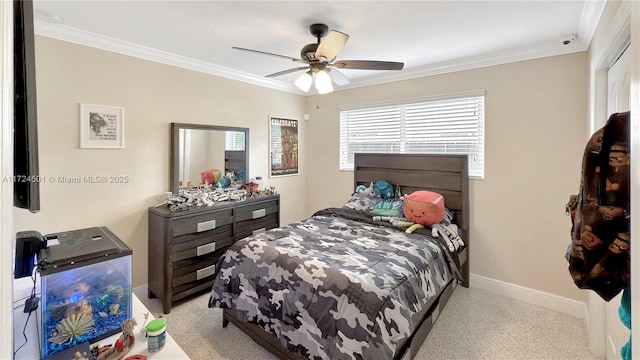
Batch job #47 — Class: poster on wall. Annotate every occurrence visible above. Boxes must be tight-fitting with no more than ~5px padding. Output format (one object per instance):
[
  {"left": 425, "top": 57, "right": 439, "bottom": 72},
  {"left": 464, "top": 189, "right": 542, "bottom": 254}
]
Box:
[
  {"left": 80, "top": 103, "right": 125, "bottom": 149},
  {"left": 269, "top": 116, "right": 298, "bottom": 177}
]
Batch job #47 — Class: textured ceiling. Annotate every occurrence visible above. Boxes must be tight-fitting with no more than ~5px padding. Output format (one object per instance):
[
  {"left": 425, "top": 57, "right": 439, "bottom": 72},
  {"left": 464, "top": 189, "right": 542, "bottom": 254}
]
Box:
[{"left": 32, "top": 0, "right": 606, "bottom": 94}]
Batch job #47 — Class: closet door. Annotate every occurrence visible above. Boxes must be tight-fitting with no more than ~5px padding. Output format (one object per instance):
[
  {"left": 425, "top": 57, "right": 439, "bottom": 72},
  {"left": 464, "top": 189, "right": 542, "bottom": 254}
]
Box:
[{"left": 605, "top": 44, "right": 630, "bottom": 360}]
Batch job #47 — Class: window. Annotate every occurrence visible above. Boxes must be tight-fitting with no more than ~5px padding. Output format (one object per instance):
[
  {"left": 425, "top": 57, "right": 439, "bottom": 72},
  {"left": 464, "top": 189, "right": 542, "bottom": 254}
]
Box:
[
  {"left": 225, "top": 131, "right": 245, "bottom": 151},
  {"left": 339, "top": 91, "right": 484, "bottom": 178}
]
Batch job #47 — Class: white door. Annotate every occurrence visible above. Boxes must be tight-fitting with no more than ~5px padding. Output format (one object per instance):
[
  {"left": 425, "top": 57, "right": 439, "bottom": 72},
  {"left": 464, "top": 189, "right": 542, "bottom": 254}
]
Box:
[{"left": 605, "top": 44, "right": 630, "bottom": 360}]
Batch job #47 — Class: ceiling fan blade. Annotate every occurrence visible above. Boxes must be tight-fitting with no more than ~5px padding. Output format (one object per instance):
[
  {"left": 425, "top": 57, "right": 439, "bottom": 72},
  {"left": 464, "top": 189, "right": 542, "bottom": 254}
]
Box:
[
  {"left": 232, "top": 47, "right": 306, "bottom": 64},
  {"left": 266, "top": 67, "right": 309, "bottom": 78},
  {"left": 331, "top": 60, "right": 404, "bottom": 70},
  {"left": 328, "top": 68, "right": 350, "bottom": 86},
  {"left": 315, "top": 30, "right": 349, "bottom": 63}
]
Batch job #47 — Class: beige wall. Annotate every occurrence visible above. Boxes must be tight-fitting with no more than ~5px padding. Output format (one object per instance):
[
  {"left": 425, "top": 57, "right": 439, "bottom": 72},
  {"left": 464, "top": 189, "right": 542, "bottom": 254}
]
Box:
[
  {"left": 305, "top": 52, "right": 590, "bottom": 302},
  {"left": 13, "top": 36, "right": 307, "bottom": 286}
]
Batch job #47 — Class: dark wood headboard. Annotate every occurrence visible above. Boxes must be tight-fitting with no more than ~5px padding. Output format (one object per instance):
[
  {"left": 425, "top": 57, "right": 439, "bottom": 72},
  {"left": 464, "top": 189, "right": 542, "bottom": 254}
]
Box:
[
  {"left": 354, "top": 153, "right": 469, "bottom": 227},
  {"left": 354, "top": 153, "right": 470, "bottom": 286}
]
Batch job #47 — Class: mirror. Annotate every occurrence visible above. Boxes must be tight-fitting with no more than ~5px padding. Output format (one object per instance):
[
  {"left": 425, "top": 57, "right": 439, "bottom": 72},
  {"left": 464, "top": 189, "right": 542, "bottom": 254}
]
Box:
[{"left": 170, "top": 123, "right": 249, "bottom": 195}]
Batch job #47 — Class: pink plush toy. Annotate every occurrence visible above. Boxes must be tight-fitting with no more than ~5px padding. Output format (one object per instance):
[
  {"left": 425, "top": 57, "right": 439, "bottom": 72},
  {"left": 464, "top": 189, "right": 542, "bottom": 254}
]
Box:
[
  {"left": 200, "top": 169, "right": 221, "bottom": 185},
  {"left": 403, "top": 190, "right": 445, "bottom": 226}
]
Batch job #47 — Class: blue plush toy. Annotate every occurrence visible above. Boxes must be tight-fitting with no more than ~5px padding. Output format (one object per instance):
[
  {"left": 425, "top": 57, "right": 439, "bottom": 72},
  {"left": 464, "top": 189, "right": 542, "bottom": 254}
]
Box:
[
  {"left": 373, "top": 180, "right": 395, "bottom": 199},
  {"left": 619, "top": 287, "right": 631, "bottom": 360}
]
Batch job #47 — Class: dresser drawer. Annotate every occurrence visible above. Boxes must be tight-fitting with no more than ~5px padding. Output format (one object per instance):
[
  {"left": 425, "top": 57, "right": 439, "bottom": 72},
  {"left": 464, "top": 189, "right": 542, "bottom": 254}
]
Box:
[
  {"left": 235, "top": 200, "right": 279, "bottom": 222},
  {"left": 173, "top": 244, "right": 228, "bottom": 270},
  {"left": 173, "top": 280, "right": 215, "bottom": 303},
  {"left": 172, "top": 209, "right": 233, "bottom": 237},
  {"left": 235, "top": 213, "right": 279, "bottom": 240},
  {"left": 172, "top": 228, "right": 234, "bottom": 263},
  {"left": 172, "top": 254, "right": 221, "bottom": 288}
]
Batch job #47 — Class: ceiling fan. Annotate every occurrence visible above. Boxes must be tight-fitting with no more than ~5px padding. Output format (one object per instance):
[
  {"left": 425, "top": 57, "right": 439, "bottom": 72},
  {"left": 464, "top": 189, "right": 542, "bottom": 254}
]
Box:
[{"left": 232, "top": 23, "right": 404, "bottom": 94}]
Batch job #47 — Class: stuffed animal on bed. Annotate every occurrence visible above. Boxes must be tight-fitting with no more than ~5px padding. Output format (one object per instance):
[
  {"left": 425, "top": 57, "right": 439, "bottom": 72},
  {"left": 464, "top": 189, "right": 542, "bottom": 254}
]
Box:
[
  {"left": 374, "top": 190, "right": 445, "bottom": 234},
  {"left": 355, "top": 182, "right": 375, "bottom": 195},
  {"left": 373, "top": 180, "right": 395, "bottom": 199}
]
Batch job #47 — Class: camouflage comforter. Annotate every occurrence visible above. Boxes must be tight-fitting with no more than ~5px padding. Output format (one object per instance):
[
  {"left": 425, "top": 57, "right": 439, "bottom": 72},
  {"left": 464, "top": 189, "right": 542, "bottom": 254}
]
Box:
[{"left": 209, "top": 207, "right": 458, "bottom": 360}]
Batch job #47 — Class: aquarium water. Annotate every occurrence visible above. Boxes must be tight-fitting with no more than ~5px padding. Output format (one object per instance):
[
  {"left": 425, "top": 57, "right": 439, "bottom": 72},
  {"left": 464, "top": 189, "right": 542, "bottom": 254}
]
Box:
[{"left": 38, "top": 227, "right": 132, "bottom": 358}]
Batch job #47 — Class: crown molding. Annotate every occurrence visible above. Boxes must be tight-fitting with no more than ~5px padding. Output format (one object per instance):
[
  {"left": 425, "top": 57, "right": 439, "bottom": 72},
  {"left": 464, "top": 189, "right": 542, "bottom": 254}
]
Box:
[
  {"left": 334, "top": 41, "right": 588, "bottom": 92},
  {"left": 578, "top": 0, "right": 607, "bottom": 47},
  {"left": 593, "top": 0, "right": 632, "bottom": 69},
  {"left": 34, "top": 22, "right": 305, "bottom": 95}
]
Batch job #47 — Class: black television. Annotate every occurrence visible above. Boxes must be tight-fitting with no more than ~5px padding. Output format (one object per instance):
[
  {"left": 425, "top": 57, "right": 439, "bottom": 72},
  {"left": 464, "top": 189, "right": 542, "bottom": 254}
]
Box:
[{"left": 13, "top": 0, "right": 40, "bottom": 213}]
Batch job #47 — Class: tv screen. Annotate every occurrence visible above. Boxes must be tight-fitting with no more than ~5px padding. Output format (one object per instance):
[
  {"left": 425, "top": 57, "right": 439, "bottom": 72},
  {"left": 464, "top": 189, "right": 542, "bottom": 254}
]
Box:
[{"left": 13, "top": 0, "right": 40, "bottom": 213}]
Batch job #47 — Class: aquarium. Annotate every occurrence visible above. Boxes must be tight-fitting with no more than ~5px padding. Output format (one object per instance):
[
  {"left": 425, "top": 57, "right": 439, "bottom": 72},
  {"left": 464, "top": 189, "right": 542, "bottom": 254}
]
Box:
[{"left": 38, "top": 227, "right": 132, "bottom": 358}]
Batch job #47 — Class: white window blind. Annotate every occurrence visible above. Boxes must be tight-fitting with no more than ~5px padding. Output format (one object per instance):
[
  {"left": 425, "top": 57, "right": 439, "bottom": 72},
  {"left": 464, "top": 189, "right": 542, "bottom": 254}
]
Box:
[
  {"left": 339, "top": 93, "right": 484, "bottom": 178},
  {"left": 225, "top": 131, "right": 245, "bottom": 151}
]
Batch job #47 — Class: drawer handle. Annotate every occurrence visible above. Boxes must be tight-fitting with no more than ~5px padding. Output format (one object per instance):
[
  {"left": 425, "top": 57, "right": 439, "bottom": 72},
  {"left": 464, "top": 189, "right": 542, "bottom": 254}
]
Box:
[
  {"left": 196, "top": 242, "right": 217, "bottom": 256},
  {"left": 197, "top": 219, "right": 216, "bottom": 232},
  {"left": 196, "top": 264, "right": 216, "bottom": 280},
  {"left": 252, "top": 208, "right": 266, "bottom": 219},
  {"left": 252, "top": 228, "right": 266, "bottom": 235}
]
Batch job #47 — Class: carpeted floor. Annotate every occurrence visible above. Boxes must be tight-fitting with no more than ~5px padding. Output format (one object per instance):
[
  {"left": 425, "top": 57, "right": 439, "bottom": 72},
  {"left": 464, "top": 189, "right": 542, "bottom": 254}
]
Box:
[{"left": 134, "top": 286, "right": 600, "bottom": 360}]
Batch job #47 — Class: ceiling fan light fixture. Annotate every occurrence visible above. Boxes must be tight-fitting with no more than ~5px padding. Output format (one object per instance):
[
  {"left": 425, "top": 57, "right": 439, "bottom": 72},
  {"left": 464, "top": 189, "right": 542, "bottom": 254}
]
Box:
[
  {"left": 315, "top": 69, "right": 333, "bottom": 94},
  {"left": 315, "top": 30, "right": 349, "bottom": 62},
  {"left": 233, "top": 23, "right": 404, "bottom": 95},
  {"left": 294, "top": 71, "right": 313, "bottom": 92}
]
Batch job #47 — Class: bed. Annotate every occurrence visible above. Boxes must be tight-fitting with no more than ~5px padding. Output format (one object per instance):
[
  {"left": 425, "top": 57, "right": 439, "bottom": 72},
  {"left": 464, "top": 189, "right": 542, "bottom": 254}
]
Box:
[{"left": 208, "top": 153, "right": 470, "bottom": 359}]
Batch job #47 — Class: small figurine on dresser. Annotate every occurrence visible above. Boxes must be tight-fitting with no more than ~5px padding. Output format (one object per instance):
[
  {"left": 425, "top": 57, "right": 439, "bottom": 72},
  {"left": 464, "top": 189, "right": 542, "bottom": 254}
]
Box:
[{"left": 88, "top": 318, "right": 138, "bottom": 360}]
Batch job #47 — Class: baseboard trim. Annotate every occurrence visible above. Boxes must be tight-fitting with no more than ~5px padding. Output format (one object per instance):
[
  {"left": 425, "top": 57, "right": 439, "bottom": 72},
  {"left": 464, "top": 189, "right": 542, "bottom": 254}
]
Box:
[
  {"left": 137, "top": 277, "right": 587, "bottom": 320},
  {"left": 470, "top": 273, "right": 588, "bottom": 319},
  {"left": 136, "top": 277, "right": 588, "bottom": 319}
]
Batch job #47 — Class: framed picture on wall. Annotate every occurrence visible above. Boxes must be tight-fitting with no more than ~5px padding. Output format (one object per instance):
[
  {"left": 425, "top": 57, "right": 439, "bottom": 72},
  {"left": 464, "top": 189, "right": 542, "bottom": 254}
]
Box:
[
  {"left": 80, "top": 103, "right": 125, "bottom": 149},
  {"left": 269, "top": 116, "right": 298, "bottom": 177}
]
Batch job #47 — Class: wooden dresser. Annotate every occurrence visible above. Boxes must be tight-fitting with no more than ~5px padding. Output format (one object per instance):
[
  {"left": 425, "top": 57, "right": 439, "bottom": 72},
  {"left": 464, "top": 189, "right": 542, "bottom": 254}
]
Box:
[{"left": 148, "top": 194, "right": 280, "bottom": 313}]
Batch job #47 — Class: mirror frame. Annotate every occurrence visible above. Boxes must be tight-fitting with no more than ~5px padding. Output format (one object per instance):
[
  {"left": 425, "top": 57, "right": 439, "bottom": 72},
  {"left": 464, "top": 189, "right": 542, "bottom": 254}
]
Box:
[{"left": 170, "top": 122, "right": 249, "bottom": 195}]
